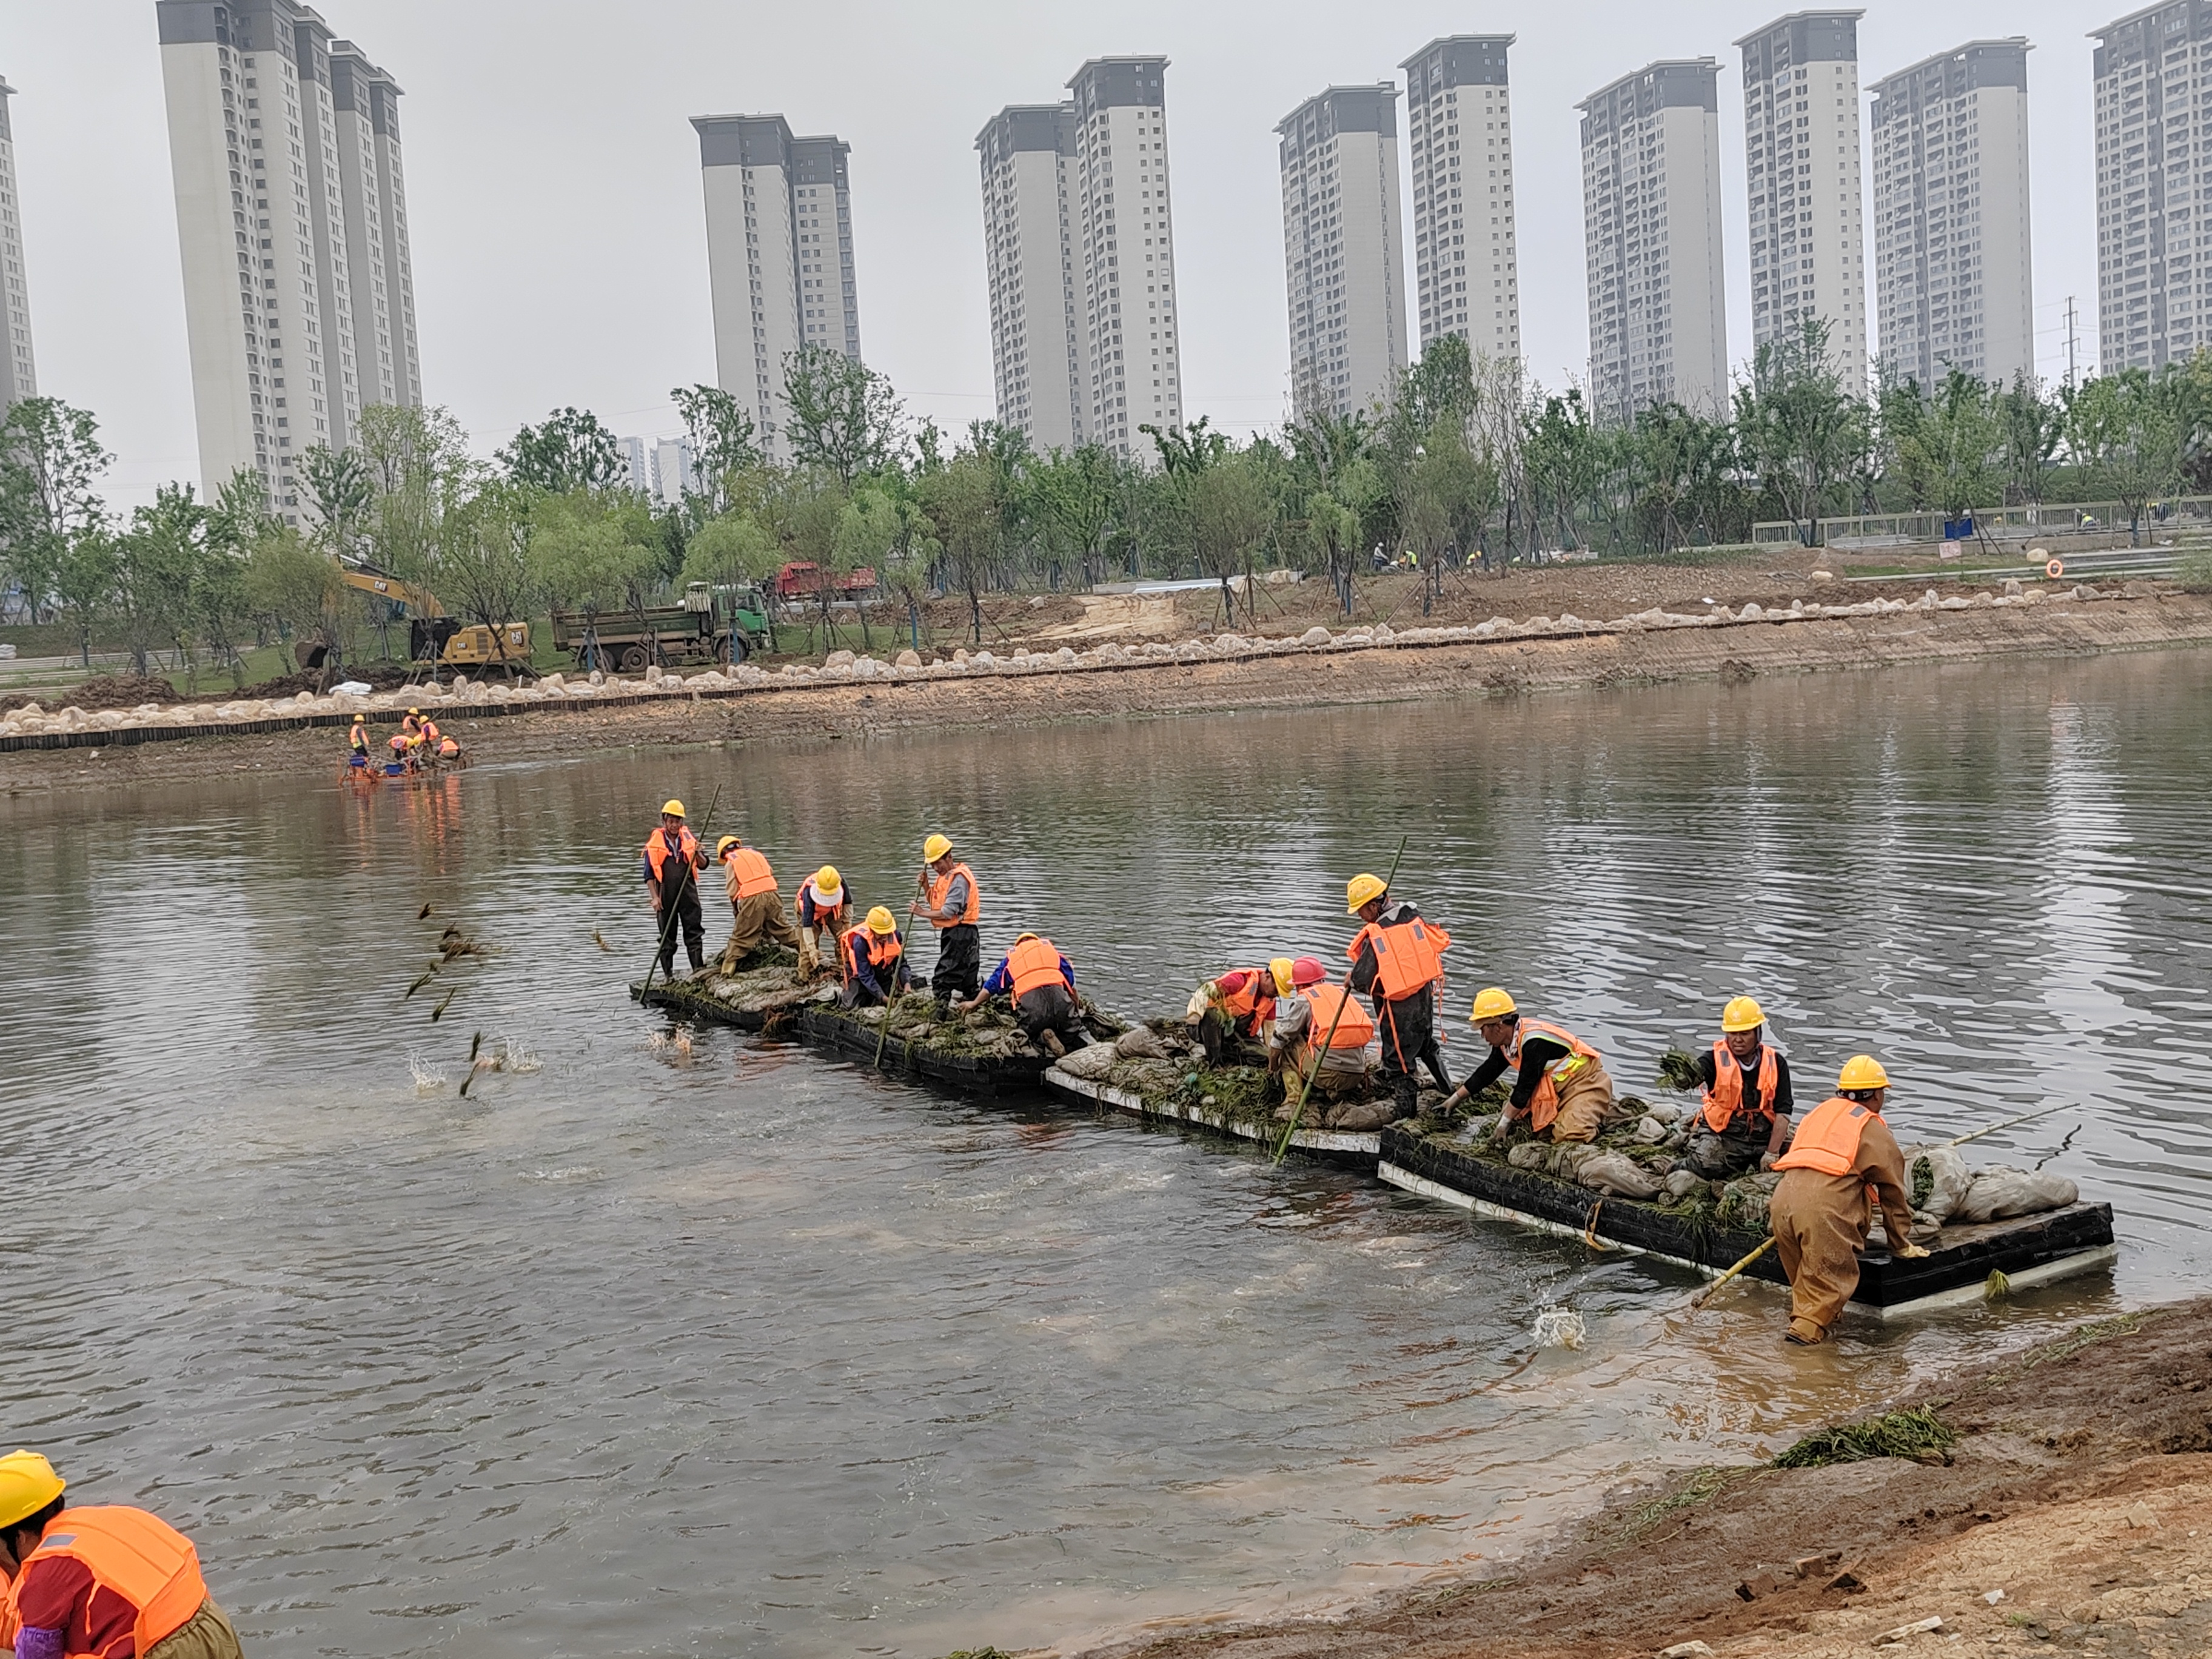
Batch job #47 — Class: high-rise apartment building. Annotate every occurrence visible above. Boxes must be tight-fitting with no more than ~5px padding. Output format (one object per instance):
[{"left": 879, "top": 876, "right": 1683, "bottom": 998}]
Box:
[
  {"left": 1578, "top": 59, "right": 1729, "bottom": 423},
  {"left": 695, "top": 113, "right": 861, "bottom": 460},
  {"left": 1869, "top": 40, "right": 2033, "bottom": 390},
  {"left": 158, "top": 0, "right": 421, "bottom": 518},
  {"left": 976, "top": 102, "right": 1089, "bottom": 451},
  {"left": 1277, "top": 84, "right": 1407, "bottom": 418},
  {"left": 652, "top": 436, "right": 696, "bottom": 506},
  {"left": 1067, "top": 58, "right": 1183, "bottom": 457},
  {"left": 1401, "top": 36, "right": 1520, "bottom": 363},
  {"left": 1737, "top": 11, "right": 1869, "bottom": 392},
  {"left": 0, "top": 77, "right": 37, "bottom": 408},
  {"left": 2091, "top": 4, "right": 2212, "bottom": 370}
]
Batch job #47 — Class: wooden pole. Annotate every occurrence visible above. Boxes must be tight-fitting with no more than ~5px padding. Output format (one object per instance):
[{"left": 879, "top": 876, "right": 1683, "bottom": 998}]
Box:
[
  {"left": 640, "top": 782, "right": 724, "bottom": 995},
  {"left": 874, "top": 870, "right": 928, "bottom": 1070},
  {"left": 1689, "top": 1236, "right": 1777, "bottom": 1310}
]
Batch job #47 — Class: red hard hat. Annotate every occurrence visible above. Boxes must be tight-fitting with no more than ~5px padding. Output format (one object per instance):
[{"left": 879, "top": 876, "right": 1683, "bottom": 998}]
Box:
[{"left": 1291, "top": 956, "right": 1327, "bottom": 987}]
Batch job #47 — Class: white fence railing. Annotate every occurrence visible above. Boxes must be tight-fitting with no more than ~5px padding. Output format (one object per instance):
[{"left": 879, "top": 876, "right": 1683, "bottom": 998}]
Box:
[{"left": 1752, "top": 496, "right": 2212, "bottom": 548}]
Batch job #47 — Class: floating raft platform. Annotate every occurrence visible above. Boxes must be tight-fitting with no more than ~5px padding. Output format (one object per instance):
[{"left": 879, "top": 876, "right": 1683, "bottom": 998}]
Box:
[
  {"left": 1376, "top": 1122, "right": 2118, "bottom": 1318},
  {"left": 630, "top": 952, "right": 828, "bottom": 1033},
  {"left": 1043, "top": 1065, "right": 1384, "bottom": 1165}
]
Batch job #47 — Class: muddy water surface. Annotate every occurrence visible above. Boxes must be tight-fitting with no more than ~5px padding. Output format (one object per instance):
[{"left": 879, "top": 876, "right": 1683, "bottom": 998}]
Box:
[{"left": 3, "top": 651, "right": 2209, "bottom": 1657}]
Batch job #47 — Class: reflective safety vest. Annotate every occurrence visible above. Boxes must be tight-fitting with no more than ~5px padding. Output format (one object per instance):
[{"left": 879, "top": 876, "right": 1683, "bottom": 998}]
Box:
[
  {"left": 723, "top": 846, "right": 777, "bottom": 900},
  {"left": 1507, "top": 1017, "right": 1602, "bottom": 1133},
  {"left": 1302, "top": 983, "right": 1376, "bottom": 1051},
  {"left": 438, "top": 737, "right": 460, "bottom": 758},
  {"left": 349, "top": 722, "right": 367, "bottom": 750},
  {"left": 23, "top": 1506, "right": 208, "bottom": 1659},
  {"left": 1700, "top": 1040, "right": 1780, "bottom": 1134},
  {"left": 644, "top": 825, "right": 700, "bottom": 883},
  {"left": 421, "top": 720, "right": 441, "bottom": 745},
  {"left": 1347, "top": 915, "right": 1452, "bottom": 1002},
  {"left": 1219, "top": 969, "right": 1275, "bottom": 1030},
  {"left": 1008, "top": 936, "right": 1070, "bottom": 1000},
  {"left": 846, "top": 927, "right": 903, "bottom": 977},
  {"left": 925, "top": 862, "right": 980, "bottom": 928},
  {"left": 1774, "top": 1095, "right": 1882, "bottom": 1176}
]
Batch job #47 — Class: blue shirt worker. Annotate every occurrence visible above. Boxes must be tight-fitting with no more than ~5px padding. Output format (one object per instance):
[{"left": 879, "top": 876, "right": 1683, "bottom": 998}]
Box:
[
  {"left": 840, "top": 907, "right": 912, "bottom": 1008},
  {"left": 959, "top": 933, "right": 1091, "bottom": 1058}
]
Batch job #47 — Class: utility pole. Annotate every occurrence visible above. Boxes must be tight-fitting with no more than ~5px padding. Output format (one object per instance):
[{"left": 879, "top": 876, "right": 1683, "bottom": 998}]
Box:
[{"left": 2065, "top": 295, "right": 2079, "bottom": 390}]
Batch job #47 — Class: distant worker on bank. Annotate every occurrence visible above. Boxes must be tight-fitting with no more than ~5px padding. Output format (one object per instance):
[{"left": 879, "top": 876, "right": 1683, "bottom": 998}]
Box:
[
  {"left": 1190, "top": 964, "right": 1279, "bottom": 1065},
  {"left": 795, "top": 865, "right": 850, "bottom": 980},
  {"left": 1345, "top": 873, "right": 1455, "bottom": 1118},
  {"left": 0, "top": 1449, "right": 246, "bottom": 1659},
  {"left": 1268, "top": 956, "right": 1376, "bottom": 1097},
  {"left": 840, "top": 907, "right": 911, "bottom": 1008},
  {"left": 1442, "top": 988, "right": 1620, "bottom": 1144},
  {"left": 1676, "top": 996, "right": 1795, "bottom": 1179},
  {"left": 911, "top": 834, "right": 981, "bottom": 1006},
  {"left": 960, "top": 931, "right": 1090, "bottom": 1057},
  {"left": 714, "top": 834, "right": 802, "bottom": 971},
  {"left": 1769, "top": 1055, "right": 1927, "bottom": 1346},
  {"left": 642, "top": 799, "right": 708, "bottom": 980}
]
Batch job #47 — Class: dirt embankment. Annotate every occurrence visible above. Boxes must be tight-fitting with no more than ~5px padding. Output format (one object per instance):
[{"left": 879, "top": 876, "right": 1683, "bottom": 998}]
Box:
[
  {"left": 1086, "top": 1301, "right": 2212, "bottom": 1659},
  {"left": 5, "top": 591, "right": 2212, "bottom": 799}
]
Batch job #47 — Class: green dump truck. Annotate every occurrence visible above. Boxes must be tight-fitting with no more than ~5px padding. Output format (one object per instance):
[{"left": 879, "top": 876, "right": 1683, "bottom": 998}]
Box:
[{"left": 550, "top": 583, "right": 774, "bottom": 673}]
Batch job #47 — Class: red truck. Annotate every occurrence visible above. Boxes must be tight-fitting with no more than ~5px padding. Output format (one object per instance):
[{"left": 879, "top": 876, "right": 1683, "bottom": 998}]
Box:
[{"left": 774, "top": 561, "right": 877, "bottom": 600}]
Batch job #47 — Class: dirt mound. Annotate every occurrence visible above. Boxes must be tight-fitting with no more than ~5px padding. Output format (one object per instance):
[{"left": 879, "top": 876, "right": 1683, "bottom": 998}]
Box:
[
  {"left": 235, "top": 663, "right": 417, "bottom": 700},
  {"left": 2, "top": 673, "right": 178, "bottom": 715}
]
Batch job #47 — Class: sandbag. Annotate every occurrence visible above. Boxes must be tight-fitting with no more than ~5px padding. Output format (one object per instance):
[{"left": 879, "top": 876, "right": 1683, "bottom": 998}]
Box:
[
  {"left": 1630, "top": 1116, "right": 1667, "bottom": 1144},
  {"left": 1953, "top": 1166, "right": 2079, "bottom": 1224},
  {"left": 1901, "top": 1143, "right": 1974, "bottom": 1223},
  {"left": 1717, "top": 1170, "right": 1783, "bottom": 1234},
  {"left": 1327, "top": 1097, "right": 1397, "bottom": 1132},
  {"left": 1660, "top": 1168, "right": 1709, "bottom": 1203},
  {"left": 1053, "top": 1041, "right": 1121, "bottom": 1081},
  {"left": 1575, "top": 1150, "right": 1663, "bottom": 1200},
  {"left": 1114, "top": 1026, "right": 1170, "bottom": 1061}
]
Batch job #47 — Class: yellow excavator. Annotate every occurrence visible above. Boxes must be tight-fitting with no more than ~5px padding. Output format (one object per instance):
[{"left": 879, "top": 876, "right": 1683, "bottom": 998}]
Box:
[{"left": 297, "top": 566, "right": 532, "bottom": 672}]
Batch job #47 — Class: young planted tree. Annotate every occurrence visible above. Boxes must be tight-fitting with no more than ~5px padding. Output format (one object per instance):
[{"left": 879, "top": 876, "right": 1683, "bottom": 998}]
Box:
[
  {"left": 111, "top": 484, "right": 212, "bottom": 677},
  {"left": 1187, "top": 446, "right": 1278, "bottom": 626},
  {"left": 782, "top": 346, "right": 902, "bottom": 484},
  {"left": 437, "top": 480, "right": 539, "bottom": 677},
  {"left": 671, "top": 384, "right": 760, "bottom": 518},
  {"left": 245, "top": 522, "right": 358, "bottom": 672},
  {"left": 299, "top": 443, "right": 372, "bottom": 560},
  {"left": 0, "top": 397, "right": 112, "bottom": 631},
  {"left": 2062, "top": 368, "right": 2184, "bottom": 545},
  {"left": 524, "top": 490, "right": 664, "bottom": 671},
  {"left": 1024, "top": 445, "right": 1122, "bottom": 589},
  {"left": 919, "top": 448, "right": 1006, "bottom": 646},
  {"left": 497, "top": 406, "right": 627, "bottom": 495},
  {"left": 1735, "top": 317, "right": 1864, "bottom": 545}
]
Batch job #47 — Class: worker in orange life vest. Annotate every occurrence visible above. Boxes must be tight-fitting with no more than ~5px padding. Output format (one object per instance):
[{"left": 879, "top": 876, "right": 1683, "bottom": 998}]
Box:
[
  {"left": 840, "top": 907, "right": 911, "bottom": 1008},
  {"left": 1344, "top": 873, "right": 1455, "bottom": 1119},
  {"left": 794, "top": 866, "right": 850, "bottom": 980},
  {"left": 1676, "top": 995, "right": 1797, "bottom": 1179},
  {"left": 713, "top": 834, "right": 801, "bottom": 971},
  {"left": 1769, "top": 1054, "right": 1929, "bottom": 1345},
  {"left": 642, "top": 799, "right": 708, "bottom": 978},
  {"left": 960, "top": 932, "right": 1088, "bottom": 1057},
  {"left": 1267, "top": 956, "right": 1376, "bottom": 1097},
  {"left": 910, "top": 833, "right": 981, "bottom": 1006},
  {"left": 1443, "top": 987, "right": 1621, "bottom": 1144},
  {"left": 1190, "top": 965, "right": 1279, "bottom": 1065},
  {"left": 0, "top": 1449, "right": 245, "bottom": 1659}
]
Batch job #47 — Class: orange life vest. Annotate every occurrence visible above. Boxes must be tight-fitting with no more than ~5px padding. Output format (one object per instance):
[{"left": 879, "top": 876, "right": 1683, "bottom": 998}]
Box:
[
  {"left": 846, "top": 927, "right": 903, "bottom": 977},
  {"left": 925, "top": 862, "right": 980, "bottom": 928},
  {"left": 1301, "top": 983, "right": 1376, "bottom": 1050},
  {"left": 798, "top": 881, "right": 846, "bottom": 925},
  {"left": 2, "top": 1572, "right": 18, "bottom": 1650},
  {"left": 438, "top": 737, "right": 459, "bottom": 757},
  {"left": 1008, "top": 936, "right": 1070, "bottom": 1001},
  {"left": 421, "top": 719, "right": 441, "bottom": 744},
  {"left": 1506, "top": 1017, "right": 1602, "bottom": 1133},
  {"left": 1700, "top": 1040, "right": 1780, "bottom": 1134},
  {"left": 1773, "top": 1095, "right": 1883, "bottom": 1176},
  {"left": 722, "top": 845, "right": 777, "bottom": 900},
  {"left": 643, "top": 825, "right": 699, "bottom": 883},
  {"left": 1219, "top": 969, "right": 1275, "bottom": 1029},
  {"left": 23, "top": 1506, "right": 208, "bottom": 1659},
  {"left": 1347, "top": 914, "right": 1451, "bottom": 1001}
]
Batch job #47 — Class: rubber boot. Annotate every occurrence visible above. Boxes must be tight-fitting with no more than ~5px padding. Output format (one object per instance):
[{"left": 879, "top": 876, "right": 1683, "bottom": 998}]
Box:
[
  {"left": 1785, "top": 1316, "right": 1826, "bottom": 1346},
  {"left": 1039, "top": 1029, "right": 1066, "bottom": 1059}
]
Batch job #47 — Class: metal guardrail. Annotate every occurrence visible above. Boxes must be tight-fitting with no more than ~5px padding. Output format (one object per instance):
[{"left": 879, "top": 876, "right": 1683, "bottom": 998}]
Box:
[{"left": 1754, "top": 495, "right": 2212, "bottom": 547}]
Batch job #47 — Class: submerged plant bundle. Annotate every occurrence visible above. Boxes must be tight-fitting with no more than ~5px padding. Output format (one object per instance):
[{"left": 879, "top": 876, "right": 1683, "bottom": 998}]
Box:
[
  {"left": 1772, "top": 1406, "right": 1956, "bottom": 1469},
  {"left": 1655, "top": 1047, "right": 1703, "bottom": 1092}
]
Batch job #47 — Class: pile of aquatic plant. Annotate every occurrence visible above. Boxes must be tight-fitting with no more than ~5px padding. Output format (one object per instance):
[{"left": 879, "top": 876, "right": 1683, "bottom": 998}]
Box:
[
  {"left": 1772, "top": 1406, "right": 1956, "bottom": 1468},
  {"left": 846, "top": 988, "right": 1123, "bottom": 1059},
  {"left": 1655, "top": 1047, "right": 1703, "bottom": 1092}
]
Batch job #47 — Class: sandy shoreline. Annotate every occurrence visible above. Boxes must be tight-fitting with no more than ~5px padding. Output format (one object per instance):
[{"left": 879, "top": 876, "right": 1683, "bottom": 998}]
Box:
[{"left": 4, "top": 592, "right": 2210, "bottom": 799}]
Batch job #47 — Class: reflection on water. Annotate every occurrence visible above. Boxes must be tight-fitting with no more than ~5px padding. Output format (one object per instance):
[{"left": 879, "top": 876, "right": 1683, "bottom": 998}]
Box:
[{"left": 2, "top": 651, "right": 2207, "bottom": 1657}]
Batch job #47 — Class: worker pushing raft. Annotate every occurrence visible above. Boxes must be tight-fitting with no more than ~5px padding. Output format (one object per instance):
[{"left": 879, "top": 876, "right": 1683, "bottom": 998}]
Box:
[
  {"left": 911, "top": 834, "right": 982, "bottom": 1007},
  {"left": 794, "top": 866, "right": 850, "bottom": 981},
  {"left": 840, "top": 907, "right": 911, "bottom": 1007},
  {"left": 1769, "top": 1054, "right": 1928, "bottom": 1346},
  {"left": 1441, "top": 987, "right": 1621, "bottom": 1144},
  {"left": 714, "top": 833, "right": 802, "bottom": 972},
  {"left": 1675, "top": 996, "right": 1796, "bottom": 1178},
  {"left": 960, "top": 932, "right": 1091, "bottom": 1057},
  {"left": 1345, "top": 873, "right": 1455, "bottom": 1119},
  {"left": 0, "top": 1448, "right": 247, "bottom": 1659},
  {"left": 643, "top": 799, "right": 708, "bottom": 979}
]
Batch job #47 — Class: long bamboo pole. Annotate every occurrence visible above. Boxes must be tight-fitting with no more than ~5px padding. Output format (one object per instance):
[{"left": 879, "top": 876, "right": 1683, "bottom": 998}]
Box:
[
  {"left": 874, "top": 868, "right": 929, "bottom": 1071},
  {"left": 1689, "top": 1236, "right": 1777, "bottom": 1310},
  {"left": 640, "top": 782, "right": 724, "bottom": 995}
]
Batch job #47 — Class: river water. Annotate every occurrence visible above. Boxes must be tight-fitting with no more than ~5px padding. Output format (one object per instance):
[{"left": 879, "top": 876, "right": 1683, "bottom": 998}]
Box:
[{"left": 4, "top": 651, "right": 2209, "bottom": 1657}]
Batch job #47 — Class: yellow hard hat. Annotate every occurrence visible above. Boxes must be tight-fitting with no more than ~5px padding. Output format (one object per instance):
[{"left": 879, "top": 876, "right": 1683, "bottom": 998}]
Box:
[
  {"left": 813, "top": 865, "right": 842, "bottom": 898},
  {"left": 1269, "top": 956, "right": 1296, "bottom": 996},
  {"left": 1346, "top": 872, "right": 1388, "bottom": 913},
  {"left": 1837, "top": 1054, "right": 1890, "bottom": 1091},
  {"left": 715, "top": 835, "right": 741, "bottom": 859},
  {"left": 866, "top": 906, "right": 897, "bottom": 936},
  {"left": 923, "top": 833, "right": 953, "bottom": 862},
  {"left": 662, "top": 799, "right": 686, "bottom": 818},
  {"left": 1469, "top": 986, "right": 1517, "bottom": 1022},
  {"left": 1014, "top": 931, "right": 1039, "bottom": 943},
  {"left": 407, "top": 707, "right": 420, "bottom": 716},
  {"left": 0, "top": 1450, "right": 65, "bottom": 1530},
  {"left": 1721, "top": 995, "right": 1766, "bottom": 1033}
]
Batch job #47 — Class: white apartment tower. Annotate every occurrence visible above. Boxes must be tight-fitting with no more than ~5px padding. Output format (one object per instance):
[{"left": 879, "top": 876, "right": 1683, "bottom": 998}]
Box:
[
  {"left": 1578, "top": 59, "right": 1729, "bottom": 423},
  {"left": 1737, "top": 11, "right": 1869, "bottom": 392},
  {"left": 1870, "top": 41, "right": 2034, "bottom": 391},
  {"left": 976, "top": 102, "right": 1088, "bottom": 451},
  {"left": 1401, "top": 36, "right": 1520, "bottom": 363},
  {"left": 327, "top": 40, "right": 421, "bottom": 410},
  {"left": 695, "top": 113, "right": 861, "bottom": 460},
  {"left": 158, "top": 0, "right": 421, "bottom": 519},
  {"left": 2092, "top": 4, "right": 2212, "bottom": 370},
  {"left": 1278, "top": 84, "right": 1408, "bottom": 420},
  {"left": 1068, "top": 58, "right": 1184, "bottom": 458},
  {"left": 0, "top": 78, "right": 37, "bottom": 408}
]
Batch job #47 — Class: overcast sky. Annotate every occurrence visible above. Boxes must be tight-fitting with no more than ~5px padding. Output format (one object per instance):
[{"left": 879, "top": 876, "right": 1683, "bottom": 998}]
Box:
[{"left": 8, "top": 0, "right": 2108, "bottom": 504}]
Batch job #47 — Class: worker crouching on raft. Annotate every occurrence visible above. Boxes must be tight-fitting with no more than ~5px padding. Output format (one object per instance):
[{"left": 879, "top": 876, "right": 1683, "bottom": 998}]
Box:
[
  {"left": 1267, "top": 956, "right": 1375, "bottom": 1100},
  {"left": 840, "top": 907, "right": 911, "bottom": 1008},
  {"left": 1345, "top": 874, "right": 1455, "bottom": 1119},
  {"left": 960, "top": 932, "right": 1090, "bottom": 1057},
  {"left": 1677, "top": 996, "right": 1796, "bottom": 1179},
  {"left": 1191, "top": 965, "right": 1278, "bottom": 1065},
  {"left": 794, "top": 866, "right": 850, "bottom": 980},
  {"left": 1442, "top": 988, "right": 1621, "bottom": 1144},
  {"left": 0, "top": 1449, "right": 246, "bottom": 1659},
  {"left": 642, "top": 799, "right": 708, "bottom": 979},
  {"left": 911, "top": 834, "right": 981, "bottom": 1007},
  {"left": 1769, "top": 1054, "right": 1928, "bottom": 1346},
  {"left": 714, "top": 834, "right": 802, "bottom": 971}
]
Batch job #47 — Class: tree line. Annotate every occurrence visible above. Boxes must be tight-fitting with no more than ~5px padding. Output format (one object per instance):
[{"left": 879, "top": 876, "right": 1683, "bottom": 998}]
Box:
[{"left": 4, "top": 323, "right": 2210, "bottom": 683}]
